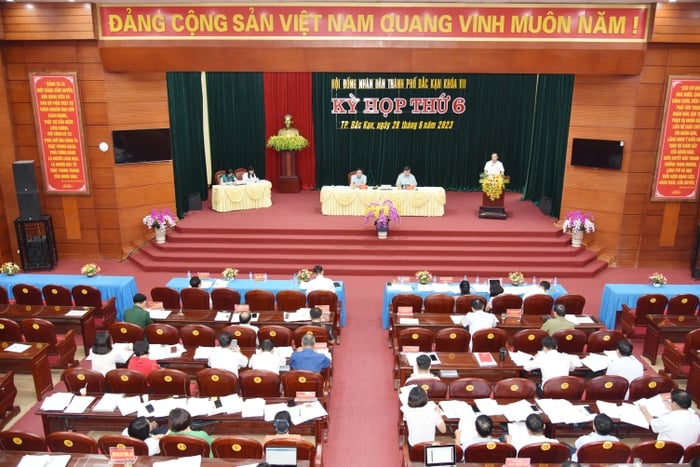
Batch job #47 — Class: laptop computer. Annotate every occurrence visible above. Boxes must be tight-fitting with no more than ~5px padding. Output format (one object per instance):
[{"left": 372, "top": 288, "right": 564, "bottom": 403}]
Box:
[
  {"left": 265, "top": 446, "right": 297, "bottom": 467},
  {"left": 424, "top": 444, "right": 457, "bottom": 466}
]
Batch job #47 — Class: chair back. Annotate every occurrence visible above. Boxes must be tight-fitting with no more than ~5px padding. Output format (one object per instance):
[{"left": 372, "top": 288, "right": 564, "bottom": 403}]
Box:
[
  {"left": 455, "top": 295, "right": 487, "bottom": 314},
  {"left": 490, "top": 294, "right": 522, "bottom": 315},
  {"left": 0, "top": 431, "right": 47, "bottom": 451},
  {"left": 144, "top": 323, "right": 180, "bottom": 345},
  {"left": 493, "top": 377, "right": 536, "bottom": 400},
  {"left": 196, "top": 368, "right": 239, "bottom": 397},
  {"left": 522, "top": 294, "right": 554, "bottom": 316},
  {"left": 577, "top": 440, "right": 631, "bottom": 463},
  {"left": 281, "top": 370, "right": 326, "bottom": 398},
  {"left": 307, "top": 290, "right": 338, "bottom": 312},
  {"left": 408, "top": 442, "right": 463, "bottom": 463},
  {"left": 512, "top": 329, "right": 548, "bottom": 354},
  {"left": 633, "top": 294, "right": 669, "bottom": 324},
  {"left": 407, "top": 378, "right": 448, "bottom": 398},
  {"left": 234, "top": 167, "right": 246, "bottom": 180},
  {"left": 150, "top": 286, "right": 181, "bottom": 309},
  {"left": 211, "top": 288, "right": 241, "bottom": 310},
  {"left": 276, "top": 290, "right": 307, "bottom": 311},
  {"left": 542, "top": 375, "right": 585, "bottom": 400},
  {"left": 46, "top": 431, "right": 99, "bottom": 454},
  {"left": 630, "top": 440, "right": 684, "bottom": 463},
  {"left": 148, "top": 368, "right": 191, "bottom": 396},
  {"left": 180, "top": 324, "right": 217, "bottom": 347},
  {"left": 109, "top": 322, "right": 145, "bottom": 343},
  {"left": 239, "top": 369, "right": 281, "bottom": 397},
  {"left": 587, "top": 330, "right": 625, "bottom": 353},
  {"left": 448, "top": 377, "right": 492, "bottom": 400},
  {"left": 293, "top": 325, "right": 329, "bottom": 346},
  {"left": 471, "top": 328, "right": 507, "bottom": 352},
  {"left": 106, "top": 368, "right": 148, "bottom": 394},
  {"left": 434, "top": 327, "right": 470, "bottom": 352},
  {"left": 258, "top": 325, "right": 293, "bottom": 347},
  {"left": 552, "top": 328, "right": 587, "bottom": 353},
  {"left": 20, "top": 318, "right": 58, "bottom": 345},
  {"left": 42, "top": 284, "right": 73, "bottom": 306},
  {"left": 0, "top": 318, "right": 23, "bottom": 342},
  {"left": 180, "top": 288, "right": 211, "bottom": 310},
  {"left": 72, "top": 285, "right": 116, "bottom": 326},
  {"left": 391, "top": 294, "right": 422, "bottom": 314},
  {"left": 554, "top": 294, "right": 586, "bottom": 315},
  {"left": 464, "top": 441, "right": 516, "bottom": 463},
  {"left": 12, "top": 283, "right": 43, "bottom": 305},
  {"left": 244, "top": 289, "right": 275, "bottom": 311},
  {"left": 97, "top": 434, "right": 149, "bottom": 456},
  {"left": 263, "top": 438, "right": 316, "bottom": 465},
  {"left": 160, "top": 435, "right": 210, "bottom": 457},
  {"left": 211, "top": 436, "right": 263, "bottom": 459},
  {"left": 0, "top": 286, "right": 9, "bottom": 305},
  {"left": 517, "top": 442, "right": 570, "bottom": 463},
  {"left": 684, "top": 442, "right": 700, "bottom": 463},
  {"left": 584, "top": 375, "right": 629, "bottom": 401},
  {"left": 221, "top": 325, "right": 258, "bottom": 347},
  {"left": 397, "top": 327, "right": 434, "bottom": 352},
  {"left": 214, "top": 169, "right": 225, "bottom": 185},
  {"left": 628, "top": 374, "right": 675, "bottom": 400},
  {"left": 666, "top": 293, "right": 699, "bottom": 315},
  {"left": 424, "top": 294, "right": 455, "bottom": 313},
  {"left": 61, "top": 368, "right": 106, "bottom": 395}
]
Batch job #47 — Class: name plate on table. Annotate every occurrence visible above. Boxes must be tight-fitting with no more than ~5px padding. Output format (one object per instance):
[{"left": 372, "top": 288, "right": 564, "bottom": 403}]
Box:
[
  {"left": 110, "top": 446, "right": 136, "bottom": 464},
  {"left": 506, "top": 308, "right": 522, "bottom": 319},
  {"left": 234, "top": 304, "right": 250, "bottom": 311}
]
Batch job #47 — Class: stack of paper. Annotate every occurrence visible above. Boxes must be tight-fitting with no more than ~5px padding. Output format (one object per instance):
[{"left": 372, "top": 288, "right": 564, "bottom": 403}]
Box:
[
  {"left": 149, "top": 344, "right": 185, "bottom": 360},
  {"left": 65, "top": 309, "right": 87, "bottom": 317},
  {"left": 241, "top": 398, "right": 266, "bottom": 418},
  {"left": 618, "top": 403, "right": 648, "bottom": 429},
  {"left": 64, "top": 395, "right": 95, "bottom": 414},
  {"left": 193, "top": 347, "right": 215, "bottom": 360},
  {"left": 500, "top": 399, "right": 534, "bottom": 422},
  {"left": 474, "top": 352, "right": 497, "bottom": 367},
  {"left": 450, "top": 315, "right": 465, "bottom": 325},
  {"left": 93, "top": 393, "right": 124, "bottom": 412},
  {"left": 475, "top": 398, "right": 502, "bottom": 416},
  {"left": 4, "top": 343, "right": 31, "bottom": 353},
  {"left": 153, "top": 455, "right": 202, "bottom": 467},
  {"left": 536, "top": 399, "right": 595, "bottom": 424},
  {"left": 17, "top": 455, "right": 71, "bottom": 467},
  {"left": 40, "top": 392, "right": 74, "bottom": 411},
  {"left": 214, "top": 311, "right": 231, "bottom": 321},
  {"left": 148, "top": 309, "right": 172, "bottom": 320},
  {"left": 186, "top": 397, "right": 215, "bottom": 417},
  {"left": 117, "top": 395, "right": 143, "bottom": 416},
  {"left": 290, "top": 400, "right": 328, "bottom": 424},
  {"left": 508, "top": 351, "right": 534, "bottom": 366},
  {"left": 635, "top": 394, "right": 670, "bottom": 418},
  {"left": 565, "top": 314, "right": 595, "bottom": 325},
  {"left": 439, "top": 400, "right": 474, "bottom": 419},
  {"left": 398, "top": 317, "right": 419, "bottom": 325},
  {"left": 218, "top": 394, "right": 243, "bottom": 414},
  {"left": 264, "top": 402, "right": 290, "bottom": 422},
  {"left": 580, "top": 353, "right": 612, "bottom": 372},
  {"left": 283, "top": 309, "right": 311, "bottom": 322}
]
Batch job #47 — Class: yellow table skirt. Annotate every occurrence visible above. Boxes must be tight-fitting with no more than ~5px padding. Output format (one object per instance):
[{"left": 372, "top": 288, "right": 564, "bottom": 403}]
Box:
[
  {"left": 319, "top": 186, "right": 446, "bottom": 216},
  {"left": 211, "top": 180, "right": 272, "bottom": 212}
]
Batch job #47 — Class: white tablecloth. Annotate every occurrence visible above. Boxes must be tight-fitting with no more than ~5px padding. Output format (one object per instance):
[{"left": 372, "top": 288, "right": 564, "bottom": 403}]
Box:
[
  {"left": 211, "top": 180, "right": 272, "bottom": 212},
  {"left": 319, "top": 186, "right": 446, "bottom": 216}
]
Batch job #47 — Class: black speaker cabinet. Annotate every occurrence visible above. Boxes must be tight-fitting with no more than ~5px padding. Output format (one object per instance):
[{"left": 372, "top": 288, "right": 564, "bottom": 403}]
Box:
[
  {"left": 12, "top": 161, "right": 41, "bottom": 220},
  {"left": 16, "top": 191, "right": 42, "bottom": 220},
  {"left": 14, "top": 215, "right": 58, "bottom": 271}
]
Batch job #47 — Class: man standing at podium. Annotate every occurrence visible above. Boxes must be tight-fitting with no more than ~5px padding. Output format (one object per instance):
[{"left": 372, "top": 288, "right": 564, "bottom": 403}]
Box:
[{"left": 484, "top": 153, "right": 504, "bottom": 175}]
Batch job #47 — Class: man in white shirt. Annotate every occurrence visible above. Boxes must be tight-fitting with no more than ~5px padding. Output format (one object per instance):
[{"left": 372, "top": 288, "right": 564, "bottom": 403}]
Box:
[
  {"left": 524, "top": 280, "right": 550, "bottom": 299},
  {"left": 405, "top": 354, "right": 440, "bottom": 384},
  {"left": 639, "top": 389, "right": 700, "bottom": 449},
  {"left": 395, "top": 166, "right": 418, "bottom": 188},
  {"left": 484, "top": 153, "right": 505, "bottom": 175},
  {"left": 605, "top": 339, "right": 643, "bottom": 398},
  {"left": 505, "top": 414, "right": 558, "bottom": 454},
  {"left": 248, "top": 339, "right": 286, "bottom": 374},
  {"left": 208, "top": 332, "right": 248, "bottom": 376},
  {"left": 305, "top": 265, "right": 336, "bottom": 295},
  {"left": 461, "top": 299, "right": 499, "bottom": 350},
  {"left": 523, "top": 336, "right": 576, "bottom": 390},
  {"left": 572, "top": 414, "right": 619, "bottom": 461},
  {"left": 350, "top": 168, "right": 367, "bottom": 187},
  {"left": 457, "top": 414, "right": 497, "bottom": 453}
]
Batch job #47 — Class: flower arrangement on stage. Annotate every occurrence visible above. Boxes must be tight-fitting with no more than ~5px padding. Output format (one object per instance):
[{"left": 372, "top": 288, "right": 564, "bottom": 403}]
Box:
[
  {"left": 143, "top": 208, "right": 178, "bottom": 230},
  {"left": 508, "top": 271, "right": 524, "bottom": 286},
  {"left": 296, "top": 268, "right": 312, "bottom": 283},
  {"left": 649, "top": 272, "right": 667, "bottom": 286},
  {"left": 480, "top": 173, "right": 508, "bottom": 201},
  {"left": 364, "top": 200, "right": 401, "bottom": 230},
  {"left": 562, "top": 210, "right": 595, "bottom": 233},
  {"left": 81, "top": 263, "right": 101, "bottom": 277},
  {"left": 1, "top": 262, "right": 20, "bottom": 275},
  {"left": 222, "top": 267, "right": 239, "bottom": 280},
  {"left": 415, "top": 270, "right": 433, "bottom": 285},
  {"left": 266, "top": 135, "right": 309, "bottom": 152}
]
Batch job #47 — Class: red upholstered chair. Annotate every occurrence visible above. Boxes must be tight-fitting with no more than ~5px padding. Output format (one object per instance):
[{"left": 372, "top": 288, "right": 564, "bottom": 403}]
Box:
[
  {"left": 448, "top": 377, "right": 492, "bottom": 400},
  {"left": 407, "top": 378, "right": 448, "bottom": 398},
  {"left": 221, "top": 325, "right": 258, "bottom": 347},
  {"left": 392, "top": 294, "right": 423, "bottom": 314},
  {"left": 434, "top": 327, "right": 470, "bottom": 352},
  {"left": 239, "top": 369, "right": 281, "bottom": 398},
  {"left": 522, "top": 294, "right": 554, "bottom": 316},
  {"left": 211, "top": 288, "right": 241, "bottom": 310},
  {"left": 109, "top": 322, "right": 145, "bottom": 343},
  {"left": 20, "top": 318, "right": 77, "bottom": 368},
  {"left": 584, "top": 375, "right": 629, "bottom": 401},
  {"left": 72, "top": 285, "right": 117, "bottom": 327},
  {"left": 144, "top": 323, "right": 180, "bottom": 345},
  {"left": 464, "top": 441, "right": 516, "bottom": 463},
  {"left": 630, "top": 440, "right": 684, "bottom": 463},
  {"left": 42, "top": 284, "right": 73, "bottom": 306},
  {"left": 211, "top": 436, "right": 263, "bottom": 459},
  {"left": 281, "top": 370, "right": 328, "bottom": 401},
  {"left": 106, "top": 369, "right": 148, "bottom": 394},
  {"left": 293, "top": 325, "right": 329, "bottom": 346},
  {"left": 46, "top": 431, "right": 99, "bottom": 454},
  {"left": 542, "top": 375, "right": 585, "bottom": 400},
  {"left": 0, "top": 431, "right": 47, "bottom": 451},
  {"left": 576, "top": 440, "right": 631, "bottom": 463},
  {"left": 406, "top": 442, "right": 463, "bottom": 464},
  {"left": 493, "top": 378, "right": 536, "bottom": 400},
  {"left": 263, "top": 438, "right": 316, "bottom": 466},
  {"left": 180, "top": 288, "right": 210, "bottom": 310},
  {"left": 234, "top": 167, "right": 247, "bottom": 180},
  {"left": 61, "top": 368, "right": 106, "bottom": 395},
  {"left": 98, "top": 434, "right": 149, "bottom": 456},
  {"left": 12, "top": 283, "right": 43, "bottom": 305},
  {"left": 552, "top": 328, "right": 587, "bottom": 353},
  {"left": 471, "top": 328, "right": 507, "bottom": 352},
  {"left": 276, "top": 290, "right": 307, "bottom": 311},
  {"left": 662, "top": 328, "right": 700, "bottom": 378},
  {"left": 512, "top": 329, "right": 548, "bottom": 355},
  {"left": 244, "top": 289, "right": 275, "bottom": 311},
  {"left": 397, "top": 327, "right": 434, "bottom": 352},
  {"left": 455, "top": 295, "right": 487, "bottom": 314},
  {"left": 490, "top": 294, "right": 523, "bottom": 315},
  {"left": 258, "top": 325, "right": 293, "bottom": 347},
  {"left": 684, "top": 442, "right": 700, "bottom": 463},
  {"left": 620, "top": 294, "right": 668, "bottom": 337},
  {"left": 554, "top": 294, "right": 586, "bottom": 315},
  {"left": 148, "top": 368, "right": 191, "bottom": 396},
  {"left": 628, "top": 374, "right": 675, "bottom": 400},
  {"left": 517, "top": 442, "right": 571, "bottom": 463},
  {"left": 150, "top": 286, "right": 181, "bottom": 310},
  {"left": 587, "top": 330, "right": 625, "bottom": 353},
  {"left": 160, "top": 435, "right": 210, "bottom": 457},
  {"left": 666, "top": 293, "right": 699, "bottom": 316},
  {"left": 0, "top": 286, "right": 9, "bottom": 305},
  {"left": 180, "top": 324, "right": 217, "bottom": 347},
  {"left": 196, "top": 368, "right": 239, "bottom": 397},
  {"left": 213, "top": 169, "right": 225, "bottom": 185},
  {"left": 307, "top": 290, "right": 339, "bottom": 312},
  {"left": 0, "top": 318, "right": 23, "bottom": 342},
  {"left": 424, "top": 294, "right": 455, "bottom": 314}
]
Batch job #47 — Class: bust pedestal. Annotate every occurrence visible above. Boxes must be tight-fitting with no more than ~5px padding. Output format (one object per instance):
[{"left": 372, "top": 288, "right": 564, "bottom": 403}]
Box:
[{"left": 278, "top": 150, "right": 301, "bottom": 193}]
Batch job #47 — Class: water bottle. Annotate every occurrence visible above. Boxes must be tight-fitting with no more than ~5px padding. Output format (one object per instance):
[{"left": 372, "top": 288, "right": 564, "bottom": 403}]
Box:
[
  {"left": 463, "top": 274, "right": 467, "bottom": 281},
  {"left": 475, "top": 275, "right": 480, "bottom": 284},
  {"left": 499, "top": 347, "right": 507, "bottom": 361},
  {"left": 249, "top": 272, "right": 253, "bottom": 280},
  {"left": 533, "top": 275, "right": 537, "bottom": 285},
  {"left": 187, "top": 270, "right": 191, "bottom": 280},
  {"left": 553, "top": 276, "right": 558, "bottom": 286}
]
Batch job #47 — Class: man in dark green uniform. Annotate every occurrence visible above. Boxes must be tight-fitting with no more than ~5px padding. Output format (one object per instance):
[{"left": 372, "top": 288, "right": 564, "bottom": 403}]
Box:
[{"left": 124, "top": 293, "right": 152, "bottom": 328}]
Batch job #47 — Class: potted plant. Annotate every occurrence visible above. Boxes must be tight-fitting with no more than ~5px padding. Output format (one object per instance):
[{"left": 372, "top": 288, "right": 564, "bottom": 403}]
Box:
[
  {"left": 364, "top": 200, "right": 400, "bottom": 239},
  {"left": 266, "top": 135, "right": 310, "bottom": 152},
  {"left": 415, "top": 270, "right": 433, "bottom": 285},
  {"left": 222, "top": 267, "right": 239, "bottom": 281},
  {"left": 561, "top": 210, "right": 595, "bottom": 247},
  {"left": 143, "top": 208, "right": 178, "bottom": 244},
  {"left": 0, "top": 262, "right": 20, "bottom": 276},
  {"left": 649, "top": 272, "right": 667, "bottom": 287},
  {"left": 81, "top": 263, "right": 101, "bottom": 277},
  {"left": 508, "top": 271, "right": 524, "bottom": 286}
]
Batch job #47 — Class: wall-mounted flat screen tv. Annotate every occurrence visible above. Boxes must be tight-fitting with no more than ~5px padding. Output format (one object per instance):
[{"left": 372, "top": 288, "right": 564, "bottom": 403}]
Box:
[
  {"left": 571, "top": 138, "right": 624, "bottom": 170},
  {"left": 112, "top": 128, "right": 172, "bottom": 164}
]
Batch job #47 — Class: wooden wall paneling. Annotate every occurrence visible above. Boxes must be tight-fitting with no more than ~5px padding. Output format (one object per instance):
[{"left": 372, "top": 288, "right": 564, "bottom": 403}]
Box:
[
  {"left": 62, "top": 197, "right": 81, "bottom": 240},
  {"left": 636, "top": 84, "right": 665, "bottom": 107},
  {"left": 634, "top": 106, "right": 662, "bottom": 129},
  {"left": 650, "top": 4, "right": 700, "bottom": 44},
  {"left": 81, "top": 102, "right": 109, "bottom": 126},
  {"left": 659, "top": 203, "right": 681, "bottom": 246},
  {"left": 624, "top": 175, "right": 653, "bottom": 197},
  {"left": 0, "top": 47, "right": 20, "bottom": 262},
  {"left": 1, "top": 3, "right": 94, "bottom": 41}
]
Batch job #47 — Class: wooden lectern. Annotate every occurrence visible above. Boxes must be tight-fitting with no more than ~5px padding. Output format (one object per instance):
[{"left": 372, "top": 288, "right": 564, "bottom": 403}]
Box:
[
  {"left": 278, "top": 150, "right": 301, "bottom": 193},
  {"left": 478, "top": 176, "right": 509, "bottom": 219}
]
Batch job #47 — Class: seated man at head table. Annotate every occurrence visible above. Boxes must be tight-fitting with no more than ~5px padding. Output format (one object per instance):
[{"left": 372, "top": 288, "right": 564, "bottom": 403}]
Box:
[
  {"left": 242, "top": 165, "right": 258, "bottom": 183},
  {"left": 395, "top": 166, "right": 418, "bottom": 188},
  {"left": 524, "top": 280, "right": 550, "bottom": 298},
  {"left": 350, "top": 168, "right": 367, "bottom": 187},
  {"left": 540, "top": 303, "right": 575, "bottom": 336},
  {"left": 290, "top": 334, "right": 331, "bottom": 373},
  {"left": 305, "top": 265, "right": 336, "bottom": 294}
]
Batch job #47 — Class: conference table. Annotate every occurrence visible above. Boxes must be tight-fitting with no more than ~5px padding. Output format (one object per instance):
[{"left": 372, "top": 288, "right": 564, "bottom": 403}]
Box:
[
  {"left": 599, "top": 283, "right": 700, "bottom": 329},
  {"left": 320, "top": 185, "right": 446, "bottom": 216},
  {"left": 0, "top": 342, "right": 52, "bottom": 400},
  {"left": 382, "top": 281, "right": 569, "bottom": 329},
  {"left": 0, "top": 273, "right": 137, "bottom": 321},
  {"left": 165, "top": 277, "right": 347, "bottom": 326},
  {"left": 642, "top": 314, "right": 700, "bottom": 363},
  {"left": 211, "top": 180, "right": 272, "bottom": 212}
]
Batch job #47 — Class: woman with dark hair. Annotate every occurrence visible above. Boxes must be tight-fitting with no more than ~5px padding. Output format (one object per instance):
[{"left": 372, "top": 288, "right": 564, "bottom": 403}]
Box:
[
  {"left": 401, "top": 386, "right": 446, "bottom": 447},
  {"left": 123, "top": 416, "right": 164, "bottom": 455},
  {"left": 459, "top": 280, "right": 470, "bottom": 295},
  {"left": 88, "top": 331, "right": 129, "bottom": 375},
  {"left": 486, "top": 283, "right": 504, "bottom": 312},
  {"left": 242, "top": 166, "right": 258, "bottom": 183},
  {"left": 221, "top": 168, "right": 235, "bottom": 183},
  {"left": 165, "top": 408, "right": 214, "bottom": 455}
]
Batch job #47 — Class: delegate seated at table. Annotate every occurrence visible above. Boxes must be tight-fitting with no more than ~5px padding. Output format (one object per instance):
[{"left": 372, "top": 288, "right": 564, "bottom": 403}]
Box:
[
  {"left": 89, "top": 332, "right": 130, "bottom": 376},
  {"left": 124, "top": 293, "right": 153, "bottom": 328},
  {"left": 396, "top": 166, "right": 418, "bottom": 188},
  {"left": 401, "top": 386, "right": 446, "bottom": 447},
  {"left": 457, "top": 414, "right": 497, "bottom": 454},
  {"left": 305, "top": 265, "right": 335, "bottom": 295},
  {"left": 639, "top": 389, "right": 700, "bottom": 449},
  {"left": 505, "top": 414, "right": 557, "bottom": 454},
  {"left": 605, "top": 340, "right": 642, "bottom": 399},
  {"left": 221, "top": 168, "right": 235, "bottom": 183},
  {"left": 572, "top": 414, "right": 619, "bottom": 461},
  {"left": 350, "top": 169, "right": 367, "bottom": 187},
  {"left": 522, "top": 336, "right": 576, "bottom": 387},
  {"left": 540, "top": 304, "right": 575, "bottom": 336},
  {"left": 242, "top": 166, "right": 258, "bottom": 183},
  {"left": 405, "top": 354, "right": 440, "bottom": 384},
  {"left": 166, "top": 408, "right": 214, "bottom": 456},
  {"left": 290, "top": 334, "right": 330, "bottom": 373}
]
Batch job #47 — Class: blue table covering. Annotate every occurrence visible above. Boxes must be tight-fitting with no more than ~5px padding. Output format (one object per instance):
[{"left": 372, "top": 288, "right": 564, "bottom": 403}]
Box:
[
  {"left": 0, "top": 273, "right": 138, "bottom": 321},
  {"left": 599, "top": 283, "right": 700, "bottom": 329},
  {"left": 165, "top": 277, "right": 347, "bottom": 327},
  {"left": 381, "top": 282, "right": 568, "bottom": 329}
]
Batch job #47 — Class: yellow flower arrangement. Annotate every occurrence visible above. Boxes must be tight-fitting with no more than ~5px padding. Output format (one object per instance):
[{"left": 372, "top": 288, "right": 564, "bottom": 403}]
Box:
[
  {"left": 649, "top": 272, "right": 667, "bottom": 286},
  {"left": 81, "top": 263, "right": 101, "bottom": 277},
  {"left": 0, "top": 262, "right": 20, "bottom": 275},
  {"left": 222, "top": 267, "right": 239, "bottom": 280},
  {"left": 296, "top": 268, "right": 312, "bottom": 282},
  {"left": 480, "top": 174, "right": 508, "bottom": 201},
  {"left": 508, "top": 271, "right": 524, "bottom": 285},
  {"left": 415, "top": 270, "right": 433, "bottom": 285},
  {"left": 266, "top": 135, "right": 310, "bottom": 152}
]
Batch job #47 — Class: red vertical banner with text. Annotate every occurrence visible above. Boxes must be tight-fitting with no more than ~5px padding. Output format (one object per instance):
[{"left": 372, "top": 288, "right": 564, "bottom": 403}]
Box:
[
  {"left": 29, "top": 72, "right": 90, "bottom": 194},
  {"left": 652, "top": 76, "right": 700, "bottom": 201}
]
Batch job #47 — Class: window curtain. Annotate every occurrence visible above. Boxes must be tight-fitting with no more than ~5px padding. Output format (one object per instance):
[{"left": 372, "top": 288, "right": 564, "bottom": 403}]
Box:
[
  {"left": 166, "top": 72, "right": 206, "bottom": 218},
  {"left": 263, "top": 73, "right": 315, "bottom": 189}
]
